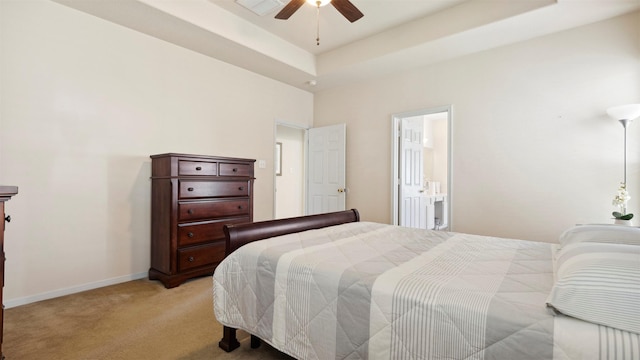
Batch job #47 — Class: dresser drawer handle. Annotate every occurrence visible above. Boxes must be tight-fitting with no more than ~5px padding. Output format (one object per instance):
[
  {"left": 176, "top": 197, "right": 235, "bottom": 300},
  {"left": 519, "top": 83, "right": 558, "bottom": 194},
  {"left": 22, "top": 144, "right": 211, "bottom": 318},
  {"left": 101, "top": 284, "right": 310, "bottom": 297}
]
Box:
[
  {"left": 232, "top": 168, "right": 238, "bottom": 172},
  {"left": 188, "top": 256, "right": 195, "bottom": 262},
  {"left": 187, "top": 187, "right": 194, "bottom": 192},
  {"left": 237, "top": 205, "right": 243, "bottom": 210},
  {"left": 187, "top": 232, "right": 194, "bottom": 238},
  {"left": 238, "top": 186, "right": 244, "bottom": 191},
  {"left": 195, "top": 166, "right": 202, "bottom": 171},
  {"left": 187, "top": 209, "right": 194, "bottom": 215}
]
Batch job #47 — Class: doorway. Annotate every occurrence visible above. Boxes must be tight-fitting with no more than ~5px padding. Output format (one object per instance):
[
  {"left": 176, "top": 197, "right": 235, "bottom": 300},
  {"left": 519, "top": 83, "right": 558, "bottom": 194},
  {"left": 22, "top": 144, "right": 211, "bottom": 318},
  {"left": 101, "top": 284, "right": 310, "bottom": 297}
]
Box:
[
  {"left": 274, "top": 123, "right": 307, "bottom": 219},
  {"left": 391, "top": 106, "right": 452, "bottom": 230},
  {"left": 274, "top": 122, "right": 347, "bottom": 219}
]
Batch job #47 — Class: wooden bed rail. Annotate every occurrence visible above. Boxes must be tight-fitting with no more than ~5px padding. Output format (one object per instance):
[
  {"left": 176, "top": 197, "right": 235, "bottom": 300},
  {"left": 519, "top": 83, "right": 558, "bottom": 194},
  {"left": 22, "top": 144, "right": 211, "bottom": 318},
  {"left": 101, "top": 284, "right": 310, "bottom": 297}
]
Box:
[
  {"left": 222, "top": 208, "right": 360, "bottom": 257},
  {"left": 218, "top": 209, "right": 360, "bottom": 352}
]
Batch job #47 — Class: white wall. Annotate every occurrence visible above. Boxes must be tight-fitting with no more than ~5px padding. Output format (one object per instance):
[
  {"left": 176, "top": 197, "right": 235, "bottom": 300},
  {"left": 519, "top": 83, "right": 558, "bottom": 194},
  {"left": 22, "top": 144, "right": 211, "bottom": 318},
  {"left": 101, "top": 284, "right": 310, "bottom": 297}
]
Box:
[
  {"left": 314, "top": 11, "right": 640, "bottom": 243},
  {"left": 0, "top": 0, "right": 313, "bottom": 305}
]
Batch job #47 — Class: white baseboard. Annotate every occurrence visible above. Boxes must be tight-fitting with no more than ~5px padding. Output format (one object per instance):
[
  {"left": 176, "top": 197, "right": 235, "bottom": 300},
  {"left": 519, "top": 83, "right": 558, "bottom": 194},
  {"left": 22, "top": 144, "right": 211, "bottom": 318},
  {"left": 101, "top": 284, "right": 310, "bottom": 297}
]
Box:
[{"left": 4, "top": 272, "right": 148, "bottom": 309}]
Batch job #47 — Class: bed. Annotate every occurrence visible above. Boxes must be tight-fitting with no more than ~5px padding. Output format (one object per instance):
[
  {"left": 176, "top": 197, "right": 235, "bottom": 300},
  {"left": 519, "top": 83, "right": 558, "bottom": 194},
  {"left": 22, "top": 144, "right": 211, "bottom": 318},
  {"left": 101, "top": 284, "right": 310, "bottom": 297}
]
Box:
[{"left": 213, "top": 209, "right": 640, "bottom": 359}]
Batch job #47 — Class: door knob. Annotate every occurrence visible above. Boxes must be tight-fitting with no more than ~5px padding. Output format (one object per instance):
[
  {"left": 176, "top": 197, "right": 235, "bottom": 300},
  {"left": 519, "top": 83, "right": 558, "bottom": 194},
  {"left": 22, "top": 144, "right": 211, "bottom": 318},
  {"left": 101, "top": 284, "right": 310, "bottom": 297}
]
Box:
[{"left": 337, "top": 188, "right": 345, "bottom": 193}]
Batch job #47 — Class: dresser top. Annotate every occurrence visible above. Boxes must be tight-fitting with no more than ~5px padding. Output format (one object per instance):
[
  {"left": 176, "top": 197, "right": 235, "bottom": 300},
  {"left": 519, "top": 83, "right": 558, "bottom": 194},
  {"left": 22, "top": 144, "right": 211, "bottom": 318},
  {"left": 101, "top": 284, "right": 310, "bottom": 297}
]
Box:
[
  {"left": 150, "top": 153, "right": 255, "bottom": 163},
  {"left": 0, "top": 186, "right": 18, "bottom": 201}
]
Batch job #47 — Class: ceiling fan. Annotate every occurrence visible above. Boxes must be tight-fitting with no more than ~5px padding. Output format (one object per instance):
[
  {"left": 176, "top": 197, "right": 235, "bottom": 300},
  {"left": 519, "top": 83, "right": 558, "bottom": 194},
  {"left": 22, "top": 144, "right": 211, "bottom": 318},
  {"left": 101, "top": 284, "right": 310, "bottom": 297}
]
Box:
[{"left": 275, "top": 0, "right": 364, "bottom": 23}]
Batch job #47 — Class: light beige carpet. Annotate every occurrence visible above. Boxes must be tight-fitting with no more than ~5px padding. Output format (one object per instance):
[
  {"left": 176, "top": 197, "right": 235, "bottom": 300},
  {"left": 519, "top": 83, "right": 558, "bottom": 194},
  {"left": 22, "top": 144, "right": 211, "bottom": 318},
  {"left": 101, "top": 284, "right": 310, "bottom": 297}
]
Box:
[{"left": 4, "top": 276, "right": 293, "bottom": 360}]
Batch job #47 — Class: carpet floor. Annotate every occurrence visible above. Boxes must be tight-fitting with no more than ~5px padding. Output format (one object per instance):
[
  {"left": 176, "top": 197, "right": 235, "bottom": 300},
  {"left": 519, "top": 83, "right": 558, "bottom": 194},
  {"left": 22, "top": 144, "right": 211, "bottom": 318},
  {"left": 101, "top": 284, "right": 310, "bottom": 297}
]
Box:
[{"left": 3, "top": 276, "right": 293, "bottom": 360}]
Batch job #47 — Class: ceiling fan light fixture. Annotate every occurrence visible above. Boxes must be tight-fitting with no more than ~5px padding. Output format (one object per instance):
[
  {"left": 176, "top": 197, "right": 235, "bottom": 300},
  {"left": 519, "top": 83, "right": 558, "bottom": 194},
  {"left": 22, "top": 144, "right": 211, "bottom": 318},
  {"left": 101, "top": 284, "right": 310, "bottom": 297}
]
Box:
[
  {"left": 306, "top": 0, "right": 331, "bottom": 7},
  {"left": 275, "top": 0, "right": 362, "bottom": 22}
]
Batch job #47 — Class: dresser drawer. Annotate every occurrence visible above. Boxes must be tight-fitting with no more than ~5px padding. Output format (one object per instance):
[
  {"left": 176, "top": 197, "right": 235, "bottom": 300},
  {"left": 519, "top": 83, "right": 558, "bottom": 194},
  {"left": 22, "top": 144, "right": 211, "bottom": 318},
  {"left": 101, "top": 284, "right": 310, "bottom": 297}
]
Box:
[
  {"left": 177, "top": 242, "right": 225, "bottom": 271},
  {"left": 179, "top": 180, "right": 249, "bottom": 198},
  {"left": 178, "top": 160, "right": 217, "bottom": 176},
  {"left": 177, "top": 217, "right": 249, "bottom": 247},
  {"left": 219, "top": 162, "right": 253, "bottom": 177},
  {"left": 178, "top": 199, "right": 250, "bottom": 221}
]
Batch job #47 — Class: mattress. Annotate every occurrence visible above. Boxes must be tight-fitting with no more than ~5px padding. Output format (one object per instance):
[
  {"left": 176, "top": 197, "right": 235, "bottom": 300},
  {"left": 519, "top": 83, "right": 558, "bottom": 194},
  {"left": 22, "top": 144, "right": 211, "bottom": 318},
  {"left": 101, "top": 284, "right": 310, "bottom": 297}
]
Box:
[{"left": 213, "top": 221, "right": 639, "bottom": 359}]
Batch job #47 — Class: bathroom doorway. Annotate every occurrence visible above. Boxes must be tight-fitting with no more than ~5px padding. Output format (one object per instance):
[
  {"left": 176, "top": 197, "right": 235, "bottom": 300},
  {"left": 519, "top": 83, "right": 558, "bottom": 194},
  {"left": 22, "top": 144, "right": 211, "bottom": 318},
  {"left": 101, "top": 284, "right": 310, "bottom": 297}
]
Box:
[{"left": 391, "top": 106, "right": 452, "bottom": 230}]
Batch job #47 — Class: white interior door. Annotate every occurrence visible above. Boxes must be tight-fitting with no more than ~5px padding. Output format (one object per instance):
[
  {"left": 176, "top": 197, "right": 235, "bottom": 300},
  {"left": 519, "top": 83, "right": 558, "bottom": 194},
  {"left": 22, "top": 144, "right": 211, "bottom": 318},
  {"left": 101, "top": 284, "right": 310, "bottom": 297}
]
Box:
[
  {"left": 307, "top": 124, "right": 346, "bottom": 215},
  {"left": 399, "top": 117, "right": 425, "bottom": 228}
]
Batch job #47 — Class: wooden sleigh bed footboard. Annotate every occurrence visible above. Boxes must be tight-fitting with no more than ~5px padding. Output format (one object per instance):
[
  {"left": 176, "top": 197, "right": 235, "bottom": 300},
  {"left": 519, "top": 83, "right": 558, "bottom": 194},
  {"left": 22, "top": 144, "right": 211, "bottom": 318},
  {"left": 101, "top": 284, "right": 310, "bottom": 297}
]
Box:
[{"left": 218, "top": 209, "right": 361, "bottom": 352}]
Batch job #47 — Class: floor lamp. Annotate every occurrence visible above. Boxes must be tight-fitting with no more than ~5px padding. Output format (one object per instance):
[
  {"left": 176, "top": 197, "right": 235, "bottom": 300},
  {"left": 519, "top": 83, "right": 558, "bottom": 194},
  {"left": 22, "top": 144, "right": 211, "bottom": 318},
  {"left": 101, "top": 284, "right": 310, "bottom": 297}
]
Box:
[{"left": 606, "top": 103, "right": 640, "bottom": 223}]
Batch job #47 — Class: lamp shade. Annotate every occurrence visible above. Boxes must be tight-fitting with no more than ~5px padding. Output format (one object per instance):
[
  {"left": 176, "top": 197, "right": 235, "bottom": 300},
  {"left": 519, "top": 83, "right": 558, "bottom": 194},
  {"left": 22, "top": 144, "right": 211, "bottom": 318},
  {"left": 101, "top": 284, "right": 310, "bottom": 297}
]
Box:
[{"left": 606, "top": 104, "right": 640, "bottom": 121}]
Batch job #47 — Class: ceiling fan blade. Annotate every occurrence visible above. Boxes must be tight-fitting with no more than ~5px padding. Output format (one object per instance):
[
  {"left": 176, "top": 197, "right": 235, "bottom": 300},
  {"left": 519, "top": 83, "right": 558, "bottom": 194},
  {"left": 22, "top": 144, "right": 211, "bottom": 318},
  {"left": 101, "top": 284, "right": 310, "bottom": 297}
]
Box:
[
  {"left": 331, "top": 0, "right": 363, "bottom": 23},
  {"left": 275, "top": 0, "right": 306, "bottom": 20}
]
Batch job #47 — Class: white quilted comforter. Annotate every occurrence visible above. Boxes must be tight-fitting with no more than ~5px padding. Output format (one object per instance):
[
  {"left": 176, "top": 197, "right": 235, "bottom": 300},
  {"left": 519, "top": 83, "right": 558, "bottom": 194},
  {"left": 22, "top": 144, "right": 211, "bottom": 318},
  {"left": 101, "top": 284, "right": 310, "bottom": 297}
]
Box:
[{"left": 213, "top": 222, "right": 639, "bottom": 359}]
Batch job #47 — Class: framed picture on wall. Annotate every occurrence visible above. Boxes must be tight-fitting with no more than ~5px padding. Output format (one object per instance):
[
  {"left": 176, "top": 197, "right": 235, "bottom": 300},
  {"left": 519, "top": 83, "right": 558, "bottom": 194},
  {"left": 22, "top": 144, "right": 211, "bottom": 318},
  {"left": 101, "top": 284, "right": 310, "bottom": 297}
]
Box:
[{"left": 275, "top": 142, "right": 282, "bottom": 176}]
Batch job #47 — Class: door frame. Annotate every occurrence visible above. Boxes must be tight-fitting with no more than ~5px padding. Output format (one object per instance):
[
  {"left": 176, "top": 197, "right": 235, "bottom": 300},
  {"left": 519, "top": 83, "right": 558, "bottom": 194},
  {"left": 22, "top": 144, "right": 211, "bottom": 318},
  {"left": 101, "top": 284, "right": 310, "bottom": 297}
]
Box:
[
  {"left": 274, "top": 120, "right": 309, "bottom": 219},
  {"left": 391, "top": 105, "right": 453, "bottom": 229}
]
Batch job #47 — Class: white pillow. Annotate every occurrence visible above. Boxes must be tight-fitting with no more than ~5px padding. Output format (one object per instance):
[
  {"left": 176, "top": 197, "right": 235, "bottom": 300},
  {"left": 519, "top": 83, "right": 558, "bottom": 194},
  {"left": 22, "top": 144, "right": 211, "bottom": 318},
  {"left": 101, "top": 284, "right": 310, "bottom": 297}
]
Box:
[
  {"left": 559, "top": 224, "right": 640, "bottom": 247},
  {"left": 546, "top": 242, "right": 640, "bottom": 334}
]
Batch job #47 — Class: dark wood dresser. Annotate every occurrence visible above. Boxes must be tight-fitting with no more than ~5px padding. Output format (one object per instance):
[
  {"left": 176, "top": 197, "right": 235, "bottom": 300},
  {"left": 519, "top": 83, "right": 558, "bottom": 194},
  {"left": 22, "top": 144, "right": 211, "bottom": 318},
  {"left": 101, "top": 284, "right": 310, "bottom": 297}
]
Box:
[
  {"left": 0, "top": 186, "right": 18, "bottom": 359},
  {"left": 149, "top": 154, "right": 255, "bottom": 288}
]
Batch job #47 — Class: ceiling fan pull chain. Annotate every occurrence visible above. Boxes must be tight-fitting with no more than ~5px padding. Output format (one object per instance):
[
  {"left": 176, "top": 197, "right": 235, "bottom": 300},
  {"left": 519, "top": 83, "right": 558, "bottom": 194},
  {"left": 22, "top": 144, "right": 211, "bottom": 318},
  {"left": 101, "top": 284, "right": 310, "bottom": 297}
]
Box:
[{"left": 316, "top": 1, "right": 321, "bottom": 45}]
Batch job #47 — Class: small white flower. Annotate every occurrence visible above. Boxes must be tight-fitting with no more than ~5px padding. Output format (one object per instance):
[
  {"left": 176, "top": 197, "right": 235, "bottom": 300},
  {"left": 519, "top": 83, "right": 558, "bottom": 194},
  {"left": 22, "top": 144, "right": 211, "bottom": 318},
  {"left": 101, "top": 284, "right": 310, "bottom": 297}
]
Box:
[{"left": 612, "top": 182, "right": 630, "bottom": 209}]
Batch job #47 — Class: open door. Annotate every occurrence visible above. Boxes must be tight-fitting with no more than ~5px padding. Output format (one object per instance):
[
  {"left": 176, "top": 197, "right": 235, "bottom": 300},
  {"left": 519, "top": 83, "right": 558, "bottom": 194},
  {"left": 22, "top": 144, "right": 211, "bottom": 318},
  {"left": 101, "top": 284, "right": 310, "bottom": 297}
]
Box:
[
  {"left": 306, "top": 124, "right": 346, "bottom": 215},
  {"left": 399, "top": 117, "right": 426, "bottom": 228}
]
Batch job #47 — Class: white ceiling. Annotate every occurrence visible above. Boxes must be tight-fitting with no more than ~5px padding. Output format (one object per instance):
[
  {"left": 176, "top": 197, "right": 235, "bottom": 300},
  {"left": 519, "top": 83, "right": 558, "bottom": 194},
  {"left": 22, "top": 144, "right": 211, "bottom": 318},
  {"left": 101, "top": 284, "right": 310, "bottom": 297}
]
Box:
[
  {"left": 212, "top": 0, "right": 469, "bottom": 55},
  {"left": 54, "top": 0, "right": 640, "bottom": 92}
]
